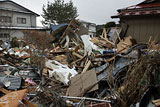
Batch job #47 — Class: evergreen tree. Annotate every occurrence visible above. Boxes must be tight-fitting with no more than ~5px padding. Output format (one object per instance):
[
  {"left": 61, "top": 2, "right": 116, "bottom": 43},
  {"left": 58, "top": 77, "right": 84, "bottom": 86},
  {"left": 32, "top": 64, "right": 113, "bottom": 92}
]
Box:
[
  {"left": 42, "top": 0, "right": 78, "bottom": 25},
  {"left": 105, "top": 21, "right": 116, "bottom": 28}
]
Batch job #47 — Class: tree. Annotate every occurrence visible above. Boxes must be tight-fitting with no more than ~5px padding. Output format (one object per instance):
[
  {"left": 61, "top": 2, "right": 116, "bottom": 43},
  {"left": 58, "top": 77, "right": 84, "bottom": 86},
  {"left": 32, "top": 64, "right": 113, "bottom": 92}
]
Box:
[
  {"left": 105, "top": 21, "right": 116, "bottom": 28},
  {"left": 42, "top": 0, "right": 78, "bottom": 25}
]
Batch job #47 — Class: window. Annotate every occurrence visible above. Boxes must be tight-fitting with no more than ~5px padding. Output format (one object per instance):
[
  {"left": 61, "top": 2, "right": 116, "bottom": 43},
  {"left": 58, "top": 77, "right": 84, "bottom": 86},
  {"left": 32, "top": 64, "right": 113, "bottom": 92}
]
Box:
[
  {"left": 0, "top": 33, "right": 3, "bottom": 38},
  {"left": 17, "top": 17, "right": 26, "bottom": 24},
  {"left": 4, "top": 33, "right": 10, "bottom": 38},
  {"left": 0, "top": 33, "right": 10, "bottom": 38},
  {"left": 0, "top": 16, "right": 12, "bottom": 23}
]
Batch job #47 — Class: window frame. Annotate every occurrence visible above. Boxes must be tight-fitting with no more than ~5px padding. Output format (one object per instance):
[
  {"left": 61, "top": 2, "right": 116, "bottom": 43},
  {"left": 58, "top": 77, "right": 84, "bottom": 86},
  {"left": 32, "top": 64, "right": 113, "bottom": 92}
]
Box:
[
  {"left": 0, "top": 33, "right": 10, "bottom": 38},
  {"left": 0, "top": 16, "right": 12, "bottom": 23},
  {"left": 17, "top": 17, "right": 26, "bottom": 24}
]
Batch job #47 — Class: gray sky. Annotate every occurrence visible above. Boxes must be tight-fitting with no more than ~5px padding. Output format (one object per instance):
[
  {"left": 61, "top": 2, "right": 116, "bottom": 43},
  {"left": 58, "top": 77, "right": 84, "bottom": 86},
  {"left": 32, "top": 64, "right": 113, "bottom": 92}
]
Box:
[{"left": 13, "top": 0, "right": 144, "bottom": 26}]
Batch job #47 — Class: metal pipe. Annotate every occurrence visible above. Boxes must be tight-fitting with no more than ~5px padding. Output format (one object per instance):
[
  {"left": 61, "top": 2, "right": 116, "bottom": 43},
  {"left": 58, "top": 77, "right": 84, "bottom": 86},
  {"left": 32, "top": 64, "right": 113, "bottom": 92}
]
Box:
[{"left": 61, "top": 96, "right": 111, "bottom": 103}]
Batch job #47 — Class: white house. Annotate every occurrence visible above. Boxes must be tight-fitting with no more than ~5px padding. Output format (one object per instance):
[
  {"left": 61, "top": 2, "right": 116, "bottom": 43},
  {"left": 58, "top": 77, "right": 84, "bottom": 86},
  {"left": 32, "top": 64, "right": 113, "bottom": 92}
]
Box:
[
  {"left": 79, "top": 20, "right": 96, "bottom": 37},
  {"left": 0, "top": 0, "right": 41, "bottom": 41}
]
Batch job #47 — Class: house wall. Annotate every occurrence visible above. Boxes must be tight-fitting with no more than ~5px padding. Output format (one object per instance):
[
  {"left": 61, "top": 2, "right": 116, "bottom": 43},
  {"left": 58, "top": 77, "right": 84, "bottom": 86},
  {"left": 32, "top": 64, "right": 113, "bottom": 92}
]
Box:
[
  {"left": 0, "top": 1, "right": 37, "bottom": 27},
  {"left": 0, "top": 29, "right": 24, "bottom": 41},
  {"left": 88, "top": 25, "right": 96, "bottom": 33},
  {"left": 0, "top": 2, "right": 26, "bottom": 12},
  {"left": 13, "top": 12, "right": 31, "bottom": 27},
  {"left": 82, "top": 23, "right": 87, "bottom": 28},
  {"left": 121, "top": 15, "right": 160, "bottom": 43},
  {"left": 0, "top": 1, "right": 38, "bottom": 42},
  {"left": 10, "top": 30, "right": 24, "bottom": 38},
  {"left": 0, "top": 11, "right": 36, "bottom": 27},
  {"left": 30, "top": 15, "right": 36, "bottom": 27},
  {"left": 81, "top": 23, "right": 96, "bottom": 36},
  {"left": 81, "top": 23, "right": 96, "bottom": 33}
]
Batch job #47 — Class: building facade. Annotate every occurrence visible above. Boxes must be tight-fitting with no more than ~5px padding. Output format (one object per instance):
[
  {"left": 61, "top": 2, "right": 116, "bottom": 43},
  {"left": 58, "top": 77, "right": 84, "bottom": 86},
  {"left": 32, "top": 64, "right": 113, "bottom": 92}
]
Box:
[
  {"left": 0, "top": 0, "right": 40, "bottom": 41},
  {"left": 79, "top": 20, "right": 96, "bottom": 37},
  {"left": 112, "top": 0, "right": 160, "bottom": 43}
]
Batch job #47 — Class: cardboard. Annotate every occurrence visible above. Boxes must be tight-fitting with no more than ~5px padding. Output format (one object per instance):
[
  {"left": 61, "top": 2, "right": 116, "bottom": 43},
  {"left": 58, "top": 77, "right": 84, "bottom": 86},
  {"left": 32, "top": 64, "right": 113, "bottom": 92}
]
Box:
[
  {"left": 117, "top": 36, "right": 133, "bottom": 53},
  {"left": 68, "top": 68, "right": 98, "bottom": 97}
]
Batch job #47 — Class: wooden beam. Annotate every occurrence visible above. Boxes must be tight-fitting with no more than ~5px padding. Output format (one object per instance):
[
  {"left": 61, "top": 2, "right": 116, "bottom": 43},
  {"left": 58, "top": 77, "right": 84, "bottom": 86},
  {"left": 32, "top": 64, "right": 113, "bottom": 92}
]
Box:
[
  {"left": 22, "top": 99, "right": 38, "bottom": 107},
  {"left": 0, "top": 88, "right": 38, "bottom": 107},
  {"left": 72, "top": 52, "right": 83, "bottom": 59},
  {"left": 82, "top": 60, "right": 91, "bottom": 74},
  {"left": 0, "top": 88, "right": 11, "bottom": 94}
]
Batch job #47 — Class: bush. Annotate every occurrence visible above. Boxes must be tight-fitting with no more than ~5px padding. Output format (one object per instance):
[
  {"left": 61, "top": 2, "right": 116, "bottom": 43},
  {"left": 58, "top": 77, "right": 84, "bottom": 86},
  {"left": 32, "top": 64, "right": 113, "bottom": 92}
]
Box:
[{"left": 10, "top": 37, "right": 19, "bottom": 48}]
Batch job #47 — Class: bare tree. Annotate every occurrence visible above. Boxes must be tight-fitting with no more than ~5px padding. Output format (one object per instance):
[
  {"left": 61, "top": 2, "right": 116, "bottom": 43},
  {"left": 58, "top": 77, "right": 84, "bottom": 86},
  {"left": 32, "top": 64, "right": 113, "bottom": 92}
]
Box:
[{"left": 23, "top": 30, "right": 54, "bottom": 53}]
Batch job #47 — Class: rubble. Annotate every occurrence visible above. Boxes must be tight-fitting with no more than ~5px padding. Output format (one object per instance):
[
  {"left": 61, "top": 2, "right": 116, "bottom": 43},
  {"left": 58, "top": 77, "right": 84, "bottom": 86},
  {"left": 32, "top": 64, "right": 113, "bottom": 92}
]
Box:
[{"left": 0, "top": 18, "right": 160, "bottom": 107}]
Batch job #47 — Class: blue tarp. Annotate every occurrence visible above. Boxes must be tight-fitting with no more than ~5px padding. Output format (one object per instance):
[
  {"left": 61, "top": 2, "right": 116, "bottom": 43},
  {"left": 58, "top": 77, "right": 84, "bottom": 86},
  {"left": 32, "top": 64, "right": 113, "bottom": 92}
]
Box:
[{"left": 50, "top": 23, "right": 68, "bottom": 32}]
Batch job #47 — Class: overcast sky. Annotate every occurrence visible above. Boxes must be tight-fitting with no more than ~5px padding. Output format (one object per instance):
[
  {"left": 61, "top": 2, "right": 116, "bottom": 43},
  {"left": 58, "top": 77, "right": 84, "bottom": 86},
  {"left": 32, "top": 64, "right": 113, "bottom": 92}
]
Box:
[{"left": 13, "top": 0, "right": 144, "bottom": 26}]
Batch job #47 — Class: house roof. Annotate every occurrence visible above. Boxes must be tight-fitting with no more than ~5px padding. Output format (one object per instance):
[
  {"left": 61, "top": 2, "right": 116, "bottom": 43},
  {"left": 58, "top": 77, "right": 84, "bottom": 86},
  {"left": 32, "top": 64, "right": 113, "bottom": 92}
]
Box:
[
  {"left": 0, "top": 0, "right": 40, "bottom": 16},
  {"left": 111, "top": 0, "right": 160, "bottom": 18},
  {"left": 0, "top": 26, "right": 49, "bottom": 30},
  {"left": 78, "top": 20, "right": 96, "bottom": 26}
]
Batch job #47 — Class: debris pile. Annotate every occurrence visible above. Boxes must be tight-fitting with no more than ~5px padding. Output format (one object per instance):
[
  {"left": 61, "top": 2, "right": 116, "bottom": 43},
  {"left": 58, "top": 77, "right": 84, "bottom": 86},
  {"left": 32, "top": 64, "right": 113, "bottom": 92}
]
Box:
[{"left": 0, "top": 19, "right": 160, "bottom": 107}]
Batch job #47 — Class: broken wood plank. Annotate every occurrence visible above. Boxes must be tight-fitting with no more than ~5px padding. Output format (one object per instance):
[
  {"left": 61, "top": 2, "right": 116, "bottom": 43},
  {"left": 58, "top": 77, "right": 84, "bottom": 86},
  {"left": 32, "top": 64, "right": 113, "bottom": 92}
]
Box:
[
  {"left": 82, "top": 60, "right": 91, "bottom": 73},
  {"left": 74, "top": 45, "right": 80, "bottom": 52},
  {"left": 50, "top": 49, "right": 70, "bottom": 54},
  {"left": 22, "top": 99, "right": 38, "bottom": 107},
  {"left": 96, "top": 53, "right": 115, "bottom": 58},
  {"left": 105, "top": 56, "right": 115, "bottom": 62},
  {"left": 0, "top": 88, "right": 37, "bottom": 107},
  {"left": 72, "top": 52, "right": 83, "bottom": 59},
  {"left": 117, "top": 36, "right": 133, "bottom": 53},
  {"left": 101, "top": 37, "right": 115, "bottom": 46},
  {"left": 64, "top": 35, "right": 70, "bottom": 48},
  {"left": 59, "top": 18, "right": 80, "bottom": 44},
  {"left": 152, "top": 100, "right": 160, "bottom": 107},
  {"left": 72, "top": 52, "right": 87, "bottom": 67},
  {"left": 115, "top": 27, "right": 122, "bottom": 41},
  {"left": 0, "top": 88, "right": 11, "bottom": 94},
  {"left": 102, "top": 28, "right": 107, "bottom": 39},
  {"left": 0, "top": 89, "right": 27, "bottom": 107},
  {"left": 152, "top": 99, "right": 160, "bottom": 104}
]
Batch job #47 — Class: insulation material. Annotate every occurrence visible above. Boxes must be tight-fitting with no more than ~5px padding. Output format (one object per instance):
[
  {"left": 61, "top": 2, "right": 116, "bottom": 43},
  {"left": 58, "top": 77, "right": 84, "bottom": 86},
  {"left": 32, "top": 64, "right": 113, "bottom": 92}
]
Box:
[
  {"left": 81, "top": 35, "right": 100, "bottom": 55},
  {"left": 45, "top": 60, "right": 78, "bottom": 85}
]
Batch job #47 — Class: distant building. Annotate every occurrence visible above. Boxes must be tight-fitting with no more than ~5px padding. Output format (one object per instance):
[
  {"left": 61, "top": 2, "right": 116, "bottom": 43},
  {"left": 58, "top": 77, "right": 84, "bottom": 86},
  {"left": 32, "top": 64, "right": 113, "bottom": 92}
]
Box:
[
  {"left": 112, "top": 0, "right": 160, "bottom": 43},
  {"left": 0, "top": 0, "right": 42, "bottom": 41},
  {"left": 79, "top": 20, "right": 96, "bottom": 37}
]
